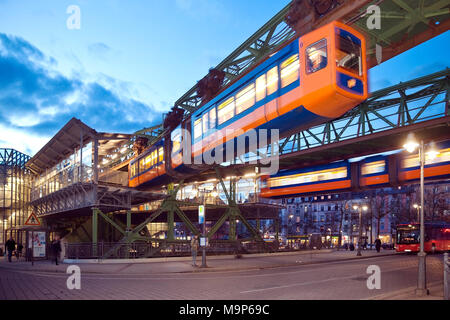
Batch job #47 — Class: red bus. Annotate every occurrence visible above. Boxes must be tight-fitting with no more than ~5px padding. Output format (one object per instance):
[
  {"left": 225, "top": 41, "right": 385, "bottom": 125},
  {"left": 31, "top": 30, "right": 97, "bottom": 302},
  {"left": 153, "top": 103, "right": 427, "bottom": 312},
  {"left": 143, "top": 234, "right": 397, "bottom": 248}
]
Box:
[{"left": 396, "top": 222, "right": 450, "bottom": 253}]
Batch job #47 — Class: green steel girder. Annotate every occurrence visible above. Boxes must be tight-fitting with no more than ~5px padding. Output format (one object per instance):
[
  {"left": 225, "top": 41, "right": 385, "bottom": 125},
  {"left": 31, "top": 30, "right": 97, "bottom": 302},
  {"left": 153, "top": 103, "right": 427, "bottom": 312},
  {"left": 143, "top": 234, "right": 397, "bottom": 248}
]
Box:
[{"left": 279, "top": 68, "right": 450, "bottom": 155}]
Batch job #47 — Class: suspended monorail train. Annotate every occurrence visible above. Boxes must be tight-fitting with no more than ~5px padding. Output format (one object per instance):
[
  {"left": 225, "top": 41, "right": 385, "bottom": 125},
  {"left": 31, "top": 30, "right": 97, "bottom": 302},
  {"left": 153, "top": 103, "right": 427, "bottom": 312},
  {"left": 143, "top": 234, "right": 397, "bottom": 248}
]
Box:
[
  {"left": 129, "top": 21, "right": 368, "bottom": 188},
  {"left": 260, "top": 140, "right": 450, "bottom": 198}
]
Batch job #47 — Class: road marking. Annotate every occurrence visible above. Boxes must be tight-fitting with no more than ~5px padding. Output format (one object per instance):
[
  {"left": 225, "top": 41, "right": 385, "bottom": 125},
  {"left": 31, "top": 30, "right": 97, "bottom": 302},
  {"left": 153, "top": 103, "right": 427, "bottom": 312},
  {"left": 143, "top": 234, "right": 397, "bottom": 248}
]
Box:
[{"left": 240, "top": 266, "right": 413, "bottom": 294}]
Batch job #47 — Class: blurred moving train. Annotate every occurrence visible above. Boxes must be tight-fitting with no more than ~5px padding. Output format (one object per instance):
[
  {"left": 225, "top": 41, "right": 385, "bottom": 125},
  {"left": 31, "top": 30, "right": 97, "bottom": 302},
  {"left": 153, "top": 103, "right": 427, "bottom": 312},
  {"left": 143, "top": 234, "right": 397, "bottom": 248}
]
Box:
[
  {"left": 129, "top": 21, "right": 368, "bottom": 188},
  {"left": 260, "top": 140, "right": 450, "bottom": 198}
]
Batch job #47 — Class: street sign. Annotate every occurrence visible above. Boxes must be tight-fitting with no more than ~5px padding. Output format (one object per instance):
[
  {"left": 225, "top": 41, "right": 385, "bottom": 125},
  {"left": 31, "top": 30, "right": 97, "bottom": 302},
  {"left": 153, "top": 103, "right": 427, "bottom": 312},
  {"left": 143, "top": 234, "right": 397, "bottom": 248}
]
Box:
[
  {"left": 24, "top": 212, "right": 41, "bottom": 226},
  {"left": 198, "top": 205, "right": 205, "bottom": 224},
  {"left": 200, "top": 236, "right": 208, "bottom": 247}
]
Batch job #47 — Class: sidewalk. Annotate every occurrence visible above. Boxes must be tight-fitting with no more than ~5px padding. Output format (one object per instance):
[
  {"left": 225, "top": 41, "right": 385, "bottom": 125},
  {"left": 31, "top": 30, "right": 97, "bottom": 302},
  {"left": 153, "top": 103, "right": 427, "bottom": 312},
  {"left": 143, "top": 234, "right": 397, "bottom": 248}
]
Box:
[
  {"left": 367, "top": 281, "right": 445, "bottom": 300},
  {"left": 0, "top": 249, "right": 397, "bottom": 275}
]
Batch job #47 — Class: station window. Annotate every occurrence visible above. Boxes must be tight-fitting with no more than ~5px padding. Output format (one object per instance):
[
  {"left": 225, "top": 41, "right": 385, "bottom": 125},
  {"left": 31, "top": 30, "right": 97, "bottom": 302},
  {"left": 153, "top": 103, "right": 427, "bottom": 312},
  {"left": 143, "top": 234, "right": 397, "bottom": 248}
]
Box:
[
  {"left": 306, "top": 39, "right": 327, "bottom": 74},
  {"left": 209, "top": 108, "right": 216, "bottom": 130},
  {"left": 280, "top": 54, "right": 299, "bottom": 88},
  {"left": 266, "top": 66, "right": 279, "bottom": 95},
  {"left": 202, "top": 112, "right": 209, "bottom": 134},
  {"left": 194, "top": 118, "right": 202, "bottom": 139},
  {"left": 218, "top": 97, "right": 235, "bottom": 125},
  {"left": 256, "top": 74, "right": 266, "bottom": 102},
  {"left": 158, "top": 147, "right": 163, "bottom": 163},
  {"left": 235, "top": 83, "right": 255, "bottom": 115}
]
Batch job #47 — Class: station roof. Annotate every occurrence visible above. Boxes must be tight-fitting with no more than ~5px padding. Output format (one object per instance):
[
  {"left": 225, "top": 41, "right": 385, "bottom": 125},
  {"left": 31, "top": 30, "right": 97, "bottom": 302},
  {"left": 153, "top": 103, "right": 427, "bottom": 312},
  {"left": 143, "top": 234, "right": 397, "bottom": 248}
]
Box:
[{"left": 26, "top": 118, "right": 132, "bottom": 175}]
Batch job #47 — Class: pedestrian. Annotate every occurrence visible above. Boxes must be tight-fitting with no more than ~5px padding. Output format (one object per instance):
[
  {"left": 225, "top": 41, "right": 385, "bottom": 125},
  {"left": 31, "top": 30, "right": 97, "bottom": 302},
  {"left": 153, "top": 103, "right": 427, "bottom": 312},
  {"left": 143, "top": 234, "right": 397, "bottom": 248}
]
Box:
[
  {"left": 52, "top": 237, "right": 62, "bottom": 265},
  {"left": 5, "top": 237, "right": 16, "bottom": 263},
  {"left": 349, "top": 243, "right": 355, "bottom": 251},
  {"left": 16, "top": 243, "right": 23, "bottom": 260},
  {"left": 363, "top": 240, "right": 368, "bottom": 250},
  {"left": 190, "top": 235, "right": 199, "bottom": 267},
  {"left": 375, "top": 238, "right": 381, "bottom": 253}
]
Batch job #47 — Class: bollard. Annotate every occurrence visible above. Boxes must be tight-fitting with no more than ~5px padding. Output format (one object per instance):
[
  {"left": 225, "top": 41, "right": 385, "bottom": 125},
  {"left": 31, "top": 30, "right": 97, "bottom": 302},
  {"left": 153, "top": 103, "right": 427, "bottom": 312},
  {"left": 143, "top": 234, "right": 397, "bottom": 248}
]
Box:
[{"left": 445, "top": 252, "right": 449, "bottom": 300}]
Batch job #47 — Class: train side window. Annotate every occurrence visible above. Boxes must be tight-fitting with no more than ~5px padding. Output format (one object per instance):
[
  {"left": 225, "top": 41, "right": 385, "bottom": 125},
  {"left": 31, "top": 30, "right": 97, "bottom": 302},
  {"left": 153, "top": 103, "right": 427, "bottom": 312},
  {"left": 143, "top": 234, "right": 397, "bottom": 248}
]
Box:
[
  {"left": 256, "top": 74, "right": 266, "bottom": 101},
  {"left": 158, "top": 147, "right": 163, "bottom": 163},
  {"left": 218, "top": 97, "right": 235, "bottom": 125},
  {"left": 194, "top": 118, "right": 202, "bottom": 139},
  {"left": 152, "top": 150, "right": 157, "bottom": 166},
  {"left": 235, "top": 83, "right": 255, "bottom": 115},
  {"left": 171, "top": 131, "right": 181, "bottom": 153},
  {"left": 266, "top": 66, "right": 278, "bottom": 95},
  {"left": 139, "top": 158, "right": 145, "bottom": 173},
  {"left": 202, "top": 112, "right": 209, "bottom": 134},
  {"left": 306, "top": 39, "right": 327, "bottom": 74},
  {"left": 209, "top": 107, "right": 216, "bottom": 130},
  {"left": 281, "top": 54, "right": 299, "bottom": 88},
  {"left": 131, "top": 163, "right": 135, "bottom": 177}
]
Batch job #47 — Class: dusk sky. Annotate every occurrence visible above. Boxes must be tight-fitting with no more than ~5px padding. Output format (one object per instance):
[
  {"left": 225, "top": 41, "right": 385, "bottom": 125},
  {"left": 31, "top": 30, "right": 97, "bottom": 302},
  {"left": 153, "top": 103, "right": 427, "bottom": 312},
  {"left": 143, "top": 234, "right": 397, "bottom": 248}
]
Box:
[{"left": 0, "top": 0, "right": 449, "bottom": 156}]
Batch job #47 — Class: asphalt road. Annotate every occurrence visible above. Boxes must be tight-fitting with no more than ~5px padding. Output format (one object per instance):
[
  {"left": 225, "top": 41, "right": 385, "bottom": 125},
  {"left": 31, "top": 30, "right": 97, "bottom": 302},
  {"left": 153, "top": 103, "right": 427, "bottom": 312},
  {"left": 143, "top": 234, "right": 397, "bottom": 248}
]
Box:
[{"left": 0, "top": 254, "right": 445, "bottom": 300}]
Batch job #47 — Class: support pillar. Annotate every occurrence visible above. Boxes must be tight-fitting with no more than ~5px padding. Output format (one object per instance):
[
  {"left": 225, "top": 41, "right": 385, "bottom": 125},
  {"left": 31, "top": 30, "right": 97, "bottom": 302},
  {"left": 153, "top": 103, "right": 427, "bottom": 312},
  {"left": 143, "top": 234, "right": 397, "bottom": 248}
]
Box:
[
  {"left": 92, "top": 208, "right": 98, "bottom": 256},
  {"left": 167, "top": 206, "right": 175, "bottom": 241}
]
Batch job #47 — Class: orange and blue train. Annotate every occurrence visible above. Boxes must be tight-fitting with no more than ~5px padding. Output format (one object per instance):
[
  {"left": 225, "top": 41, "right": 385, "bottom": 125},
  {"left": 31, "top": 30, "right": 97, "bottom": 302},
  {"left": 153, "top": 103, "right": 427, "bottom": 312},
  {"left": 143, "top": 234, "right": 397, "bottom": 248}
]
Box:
[
  {"left": 260, "top": 140, "right": 450, "bottom": 198},
  {"left": 129, "top": 21, "right": 368, "bottom": 188}
]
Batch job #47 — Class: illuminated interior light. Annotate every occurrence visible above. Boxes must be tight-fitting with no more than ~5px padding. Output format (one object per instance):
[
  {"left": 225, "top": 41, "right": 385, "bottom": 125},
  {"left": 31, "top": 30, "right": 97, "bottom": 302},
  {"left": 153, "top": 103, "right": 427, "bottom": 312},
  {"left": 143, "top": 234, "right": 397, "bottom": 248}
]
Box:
[{"left": 347, "top": 78, "right": 356, "bottom": 88}]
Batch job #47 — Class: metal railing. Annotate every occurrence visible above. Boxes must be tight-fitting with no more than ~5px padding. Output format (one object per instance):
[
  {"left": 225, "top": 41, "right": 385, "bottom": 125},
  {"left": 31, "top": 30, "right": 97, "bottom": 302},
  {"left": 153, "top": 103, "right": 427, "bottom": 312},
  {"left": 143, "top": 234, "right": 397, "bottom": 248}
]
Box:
[
  {"left": 64, "top": 240, "right": 278, "bottom": 260},
  {"left": 445, "top": 252, "right": 449, "bottom": 300}
]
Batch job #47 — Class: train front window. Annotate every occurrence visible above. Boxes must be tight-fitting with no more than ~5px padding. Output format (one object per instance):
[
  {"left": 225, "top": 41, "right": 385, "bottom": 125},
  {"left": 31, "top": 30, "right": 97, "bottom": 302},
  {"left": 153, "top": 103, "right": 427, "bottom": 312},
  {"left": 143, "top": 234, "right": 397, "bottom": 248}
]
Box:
[
  {"left": 336, "top": 30, "right": 362, "bottom": 76},
  {"left": 306, "top": 39, "right": 327, "bottom": 74}
]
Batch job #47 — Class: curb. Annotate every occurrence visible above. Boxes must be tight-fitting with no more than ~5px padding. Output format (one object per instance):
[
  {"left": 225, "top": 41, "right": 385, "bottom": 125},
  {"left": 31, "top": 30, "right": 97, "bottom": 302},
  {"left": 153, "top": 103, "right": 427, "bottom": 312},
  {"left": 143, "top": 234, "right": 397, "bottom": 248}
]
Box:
[
  {"left": 0, "top": 252, "right": 398, "bottom": 275},
  {"left": 62, "top": 249, "right": 335, "bottom": 264},
  {"left": 365, "top": 281, "right": 444, "bottom": 300}
]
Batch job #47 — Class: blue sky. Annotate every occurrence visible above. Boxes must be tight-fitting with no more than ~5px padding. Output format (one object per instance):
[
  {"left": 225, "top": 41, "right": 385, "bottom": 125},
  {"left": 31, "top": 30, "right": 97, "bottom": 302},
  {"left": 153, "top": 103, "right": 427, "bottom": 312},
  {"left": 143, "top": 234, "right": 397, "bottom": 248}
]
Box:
[{"left": 0, "top": 0, "right": 449, "bottom": 156}]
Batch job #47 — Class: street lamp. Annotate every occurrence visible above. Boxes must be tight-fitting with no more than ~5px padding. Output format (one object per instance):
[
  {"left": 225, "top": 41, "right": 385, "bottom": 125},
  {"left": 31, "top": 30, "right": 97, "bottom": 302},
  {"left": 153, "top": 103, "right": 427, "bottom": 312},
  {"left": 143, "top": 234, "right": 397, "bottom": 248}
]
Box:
[
  {"left": 353, "top": 204, "right": 368, "bottom": 256},
  {"left": 403, "top": 133, "right": 437, "bottom": 296}
]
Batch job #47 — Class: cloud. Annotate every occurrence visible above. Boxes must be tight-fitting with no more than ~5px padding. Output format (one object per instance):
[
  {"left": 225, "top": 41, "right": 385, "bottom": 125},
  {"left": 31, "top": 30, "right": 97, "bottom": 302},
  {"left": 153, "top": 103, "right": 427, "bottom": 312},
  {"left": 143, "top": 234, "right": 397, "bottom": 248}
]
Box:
[
  {"left": 0, "top": 33, "right": 163, "bottom": 156},
  {"left": 88, "top": 42, "right": 112, "bottom": 60}
]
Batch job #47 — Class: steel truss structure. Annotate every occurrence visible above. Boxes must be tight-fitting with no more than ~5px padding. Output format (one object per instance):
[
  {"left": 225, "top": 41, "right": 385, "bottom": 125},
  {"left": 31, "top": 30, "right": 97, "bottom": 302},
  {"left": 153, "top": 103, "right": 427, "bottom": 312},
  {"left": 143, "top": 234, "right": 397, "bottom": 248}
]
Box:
[{"left": 279, "top": 68, "right": 450, "bottom": 158}]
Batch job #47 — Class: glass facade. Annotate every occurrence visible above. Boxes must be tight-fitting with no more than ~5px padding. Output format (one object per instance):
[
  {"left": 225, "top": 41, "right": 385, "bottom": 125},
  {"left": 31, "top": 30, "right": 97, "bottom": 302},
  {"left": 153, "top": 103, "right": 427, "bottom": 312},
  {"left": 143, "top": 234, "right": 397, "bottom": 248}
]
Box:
[
  {"left": 31, "top": 142, "right": 93, "bottom": 201},
  {"left": 0, "top": 149, "right": 31, "bottom": 246}
]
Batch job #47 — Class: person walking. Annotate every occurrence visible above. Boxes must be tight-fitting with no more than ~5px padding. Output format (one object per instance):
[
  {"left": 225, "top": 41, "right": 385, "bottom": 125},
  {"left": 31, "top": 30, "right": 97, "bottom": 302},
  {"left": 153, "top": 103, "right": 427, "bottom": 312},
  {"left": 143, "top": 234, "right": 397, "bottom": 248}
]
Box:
[
  {"left": 375, "top": 238, "right": 381, "bottom": 253},
  {"left": 5, "top": 238, "right": 16, "bottom": 263},
  {"left": 51, "top": 237, "right": 62, "bottom": 265},
  {"left": 190, "top": 235, "right": 199, "bottom": 267}
]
